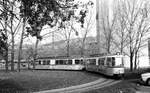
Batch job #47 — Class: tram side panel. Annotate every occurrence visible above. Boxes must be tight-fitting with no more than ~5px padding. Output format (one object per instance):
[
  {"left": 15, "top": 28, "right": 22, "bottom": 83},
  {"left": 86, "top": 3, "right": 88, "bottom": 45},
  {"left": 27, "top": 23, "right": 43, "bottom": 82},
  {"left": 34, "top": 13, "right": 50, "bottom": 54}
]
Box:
[
  {"left": 85, "top": 58, "right": 99, "bottom": 72},
  {"left": 36, "top": 58, "right": 85, "bottom": 70}
]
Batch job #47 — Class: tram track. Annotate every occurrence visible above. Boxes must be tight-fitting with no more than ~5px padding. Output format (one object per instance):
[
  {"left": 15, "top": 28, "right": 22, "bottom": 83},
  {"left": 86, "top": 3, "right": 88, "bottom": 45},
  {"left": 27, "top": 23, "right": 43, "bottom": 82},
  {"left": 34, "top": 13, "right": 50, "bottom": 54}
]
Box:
[{"left": 35, "top": 78, "right": 121, "bottom": 93}]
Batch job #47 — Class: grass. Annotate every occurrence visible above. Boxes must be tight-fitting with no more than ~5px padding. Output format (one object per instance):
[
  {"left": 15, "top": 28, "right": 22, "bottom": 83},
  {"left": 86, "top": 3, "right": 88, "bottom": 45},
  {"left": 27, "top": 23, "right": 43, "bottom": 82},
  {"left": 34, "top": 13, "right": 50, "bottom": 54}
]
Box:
[
  {"left": 0, "top": 68, "right": 149, "bottom": 93},
  {"left": 0, "top": 70, "right": 101, "bottom": 92}
]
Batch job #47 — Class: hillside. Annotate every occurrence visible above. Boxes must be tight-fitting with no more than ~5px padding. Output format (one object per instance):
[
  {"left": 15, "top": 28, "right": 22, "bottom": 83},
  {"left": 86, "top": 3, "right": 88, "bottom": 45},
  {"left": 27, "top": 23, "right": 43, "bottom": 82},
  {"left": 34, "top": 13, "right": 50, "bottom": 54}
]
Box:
[
  {"left": 38, "top": 36, "right": 98, "bottom": 57},
  {"left": 10, "top": 36, "right": 99, "bottom": 60}
]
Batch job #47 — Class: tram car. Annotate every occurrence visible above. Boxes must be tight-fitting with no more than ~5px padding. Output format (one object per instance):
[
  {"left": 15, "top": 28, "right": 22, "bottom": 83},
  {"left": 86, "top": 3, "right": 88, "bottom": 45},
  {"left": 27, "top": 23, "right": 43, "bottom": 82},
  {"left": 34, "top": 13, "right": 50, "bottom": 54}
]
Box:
[
  {"left": 35, "top": 57, "right": 85, "bottom": 70},
  {"left": 85, "top": 55, "right": 125, "bottom": 77}
]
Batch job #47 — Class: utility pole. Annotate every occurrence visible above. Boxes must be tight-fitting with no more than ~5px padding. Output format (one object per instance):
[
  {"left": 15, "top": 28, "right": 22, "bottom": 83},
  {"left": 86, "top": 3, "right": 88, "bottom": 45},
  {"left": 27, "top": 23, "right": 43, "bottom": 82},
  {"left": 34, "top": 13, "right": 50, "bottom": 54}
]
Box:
[
  {"left": 148, "top": 38, "right": 150, "bottom": 65},
  {"left": 52, "top": 31, "right": 54, "bottom": 50},
  {"left": 96, "top": 0, "right": 100, "bottom": 54},
  {"left": 52, "top": 31, "right": 55, "bottom": 56}
]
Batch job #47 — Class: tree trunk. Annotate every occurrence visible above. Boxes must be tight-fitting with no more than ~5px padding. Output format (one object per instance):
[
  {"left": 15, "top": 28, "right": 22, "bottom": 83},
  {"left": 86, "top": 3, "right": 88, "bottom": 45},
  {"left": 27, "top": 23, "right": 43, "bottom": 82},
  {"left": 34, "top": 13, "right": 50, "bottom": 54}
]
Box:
[
  {"left": 11, "top": 33, "right": 15, "bottom": 71},
  {"left": 107, "top": 40, "right": 110, "bottom": 54},
  {"left": 17, "top": 18, "right": 25, "bottom": 72},
  {"left": 130, "top": 52, "right": 133, "bottom": 71},
  {"left": 5, "top": 48, "right": 9, "bottom": 72},
  {"left": 134, "top": 50, "right": 138, "bottom": 70},
  {"left": 3, "top": 0, "right": 9, "bottom": 72},
  {"left": 120, "top": 37, "right": 123, "bottom": 54},
  {"left": 33, "top": 38, "right": 39, "bottom": 69},
  {"left": 10, "top": 16, "right": 14, "bottom": 71},
  {"left": 67, "top": 40, "right": 70, "bottom": 57},
  {"left": 81, "top": 41, "right": 85, "bottom": 57}
]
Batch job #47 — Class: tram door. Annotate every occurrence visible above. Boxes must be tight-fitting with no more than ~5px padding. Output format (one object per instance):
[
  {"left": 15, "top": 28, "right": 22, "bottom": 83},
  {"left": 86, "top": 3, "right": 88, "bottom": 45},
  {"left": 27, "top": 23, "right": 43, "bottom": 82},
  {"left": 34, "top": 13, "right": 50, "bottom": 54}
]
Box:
[
  {"left": 99, "top": 57, "right": 107, "bottom": 74},
  {"left": 50, "top": 59, "right": 55, "bottom": 65},
  {"left": 87, "top": 58, "right": 97, "bottom": 71}
]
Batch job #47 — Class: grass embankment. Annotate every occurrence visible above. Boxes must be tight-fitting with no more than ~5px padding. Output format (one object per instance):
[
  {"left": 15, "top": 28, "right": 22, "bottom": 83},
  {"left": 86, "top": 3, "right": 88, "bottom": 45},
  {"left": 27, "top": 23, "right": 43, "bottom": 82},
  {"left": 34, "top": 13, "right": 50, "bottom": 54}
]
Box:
[
  {"left": 0, "top": 70, "right": 101, "bottom": 93},
  {"left": 0, "top": 68, "right": 149, "bottom": 93}
]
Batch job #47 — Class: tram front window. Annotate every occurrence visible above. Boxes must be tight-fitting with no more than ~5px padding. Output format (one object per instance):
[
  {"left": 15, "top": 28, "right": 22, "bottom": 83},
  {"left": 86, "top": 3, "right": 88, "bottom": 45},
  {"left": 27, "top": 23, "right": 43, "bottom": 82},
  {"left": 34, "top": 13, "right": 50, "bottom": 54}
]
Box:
[
  {"left": 107, "top": 58, "right": 112, "bottom": 66},
  {"left": 113, "top": 57, "right": 123, "bottom": 67},
  {"left": 75, "top": 60, "right": 80, "bottom": 64}
]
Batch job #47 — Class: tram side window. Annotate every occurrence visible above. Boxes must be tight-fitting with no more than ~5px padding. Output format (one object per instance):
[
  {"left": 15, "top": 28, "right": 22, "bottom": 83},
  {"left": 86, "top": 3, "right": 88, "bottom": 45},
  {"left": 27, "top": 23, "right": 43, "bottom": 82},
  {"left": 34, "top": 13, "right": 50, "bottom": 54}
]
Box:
[
  {"left": 56, "top": 60, "right": 59, "bottom": 65},
  {"left": 89, "top": 59, "right": 96, "bottom": 65},
  {"left": 75, "top": 60, "right": 80, "bottom": 64},
  {"left": 63, "top": 60, "right": 67, "bottom": 65},
  {"left": 56, "top": 60, "right": 62, "bottom": 65},
  {"left": 106, "top": 58, "right": 112, "bottom": 67},
  {"left": 112, "top": 57, "right": 115, "bottom": 66},
  {"left": 47, "top": 60, "right": 50, "bottom": 65},
  {"left": 39, "top": 60, "right": 41, "bottom": 65},
  {"left": 98, "top": 58, "right": 105, "bottom": 65},
  {"left": 56, "top": 60, "right": 66, "bottom": 65},
  {"left": 81, "top": 59, "right": 83, "bottom": 64},
  {"left": 66, "top": 60, "right": 72, "bottom": 65},
  {"left": 43, "top": 60, "right": 46, "bottom": 65},
  {"left": 106, "top": 57, "right": 116, "bottom": 67}
]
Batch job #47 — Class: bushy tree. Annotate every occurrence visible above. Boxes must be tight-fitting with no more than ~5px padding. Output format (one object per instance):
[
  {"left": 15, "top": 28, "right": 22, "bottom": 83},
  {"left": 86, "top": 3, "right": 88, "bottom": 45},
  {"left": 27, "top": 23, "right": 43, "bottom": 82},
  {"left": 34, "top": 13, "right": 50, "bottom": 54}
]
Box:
[{"left": 17, "top": 0, "right": 93, "bottom": 69}]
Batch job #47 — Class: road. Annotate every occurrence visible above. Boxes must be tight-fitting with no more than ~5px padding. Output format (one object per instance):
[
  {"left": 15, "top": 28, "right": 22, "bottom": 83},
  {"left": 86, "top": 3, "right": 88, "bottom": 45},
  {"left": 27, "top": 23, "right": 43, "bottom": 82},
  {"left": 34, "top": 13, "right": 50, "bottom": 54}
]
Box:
[{"left": 35, "top": 78, "right": 121, "bottom": 93}]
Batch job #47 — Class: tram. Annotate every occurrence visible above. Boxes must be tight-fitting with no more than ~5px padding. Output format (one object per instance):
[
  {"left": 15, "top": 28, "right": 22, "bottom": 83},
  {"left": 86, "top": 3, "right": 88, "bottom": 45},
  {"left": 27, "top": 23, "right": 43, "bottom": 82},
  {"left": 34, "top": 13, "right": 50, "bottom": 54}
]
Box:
[
  {"left": 35, "top": 54, "right": 125, "bottom": 76},
  {"left": 85, "top": 55, "right": 125, "bottom": 77},
  {"left": 35, "top": 57, "right": 85, "bottom": 70}
]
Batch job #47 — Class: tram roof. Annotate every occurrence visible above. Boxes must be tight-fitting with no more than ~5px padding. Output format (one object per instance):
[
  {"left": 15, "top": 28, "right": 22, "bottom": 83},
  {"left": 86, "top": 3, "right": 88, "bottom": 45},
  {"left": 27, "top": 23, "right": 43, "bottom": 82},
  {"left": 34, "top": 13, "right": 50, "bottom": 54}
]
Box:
[
  {"left": 37, "top": 56, "right": 86, "bottom": 59},
  {"left": 38, "top": 54, "right": 123, "bottom": 60}
]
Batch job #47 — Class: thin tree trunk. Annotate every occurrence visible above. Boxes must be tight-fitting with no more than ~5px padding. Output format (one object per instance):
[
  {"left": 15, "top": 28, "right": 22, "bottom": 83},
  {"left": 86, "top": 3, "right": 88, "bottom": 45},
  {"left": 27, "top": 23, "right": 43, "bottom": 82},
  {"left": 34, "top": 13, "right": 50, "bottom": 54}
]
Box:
[
  {"left": 130, "top": 52, "right": 133, "bottom": 71},
  {"left": 134, "top": 50, "right": 138, "bottom": 70},
  {"left": 10, "top": 3, "right": 15, "bottom": 71},
  {"left": 11, "top": 33, "right": 15, "bottom": 71},
  {"left": 107, "top": 39, "right": 110, "bottom": 54},
  {"left": 81, "top": 40, "right": 85, "bottom": 57},
  {"left": 33, "top": 38, "right": 39, "bottom": 69},
  {"left": 18, "top": 18, "right": 25, "bottom": 72},
  {"left": 67, "top": 40, "right": 70, "bottom": 57}
]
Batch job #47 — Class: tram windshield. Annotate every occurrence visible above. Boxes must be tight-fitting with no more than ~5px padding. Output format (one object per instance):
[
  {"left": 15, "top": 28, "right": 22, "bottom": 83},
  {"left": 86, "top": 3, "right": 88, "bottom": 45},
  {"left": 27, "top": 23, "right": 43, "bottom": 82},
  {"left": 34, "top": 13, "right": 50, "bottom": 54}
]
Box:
[{"left": 106, "top": 57, "right": 123, "bottom": 67}]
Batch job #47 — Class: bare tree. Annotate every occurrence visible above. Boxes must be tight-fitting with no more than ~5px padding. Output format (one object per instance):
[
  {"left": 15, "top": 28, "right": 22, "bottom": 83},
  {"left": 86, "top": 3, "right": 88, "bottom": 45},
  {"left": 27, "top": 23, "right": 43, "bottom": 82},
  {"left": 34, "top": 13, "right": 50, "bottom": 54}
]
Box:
[
  {"left": 25, "top": 46, "right": 34, "bottom": 69},
  {"left": 0, "top": 0, "right": 22, "bottom": 71},
  {"left": 59, "top": 21, "right": 74, "bottom": 57},
  {"left": 113, "top": 0, "right": 150, "bottom": 70},
  {"left": 17, "top": 18, "right": 28, "bottom": 71},
  {"left": 76, "top": 8, "right": 95, "bottom": 56},
  {"left": 99, "top": 0, "right": 118, "bottom": 54},
  {"left": 9, "top": 1, "right": 22, "bottom": 71}
]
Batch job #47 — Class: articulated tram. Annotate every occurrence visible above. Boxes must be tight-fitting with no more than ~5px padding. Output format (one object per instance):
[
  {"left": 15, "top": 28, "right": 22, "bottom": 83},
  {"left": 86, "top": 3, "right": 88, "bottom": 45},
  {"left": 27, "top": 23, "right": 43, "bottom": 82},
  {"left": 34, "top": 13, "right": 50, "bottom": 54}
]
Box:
[
  {"left": 85, "top": 55, "right": 124, "bottom": 76},
  {"left": 35, "top": 54, "right": 125, "bottom": 76},
  {"left": 35, "top": 57, "right": 85, "bottom": 70}
]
